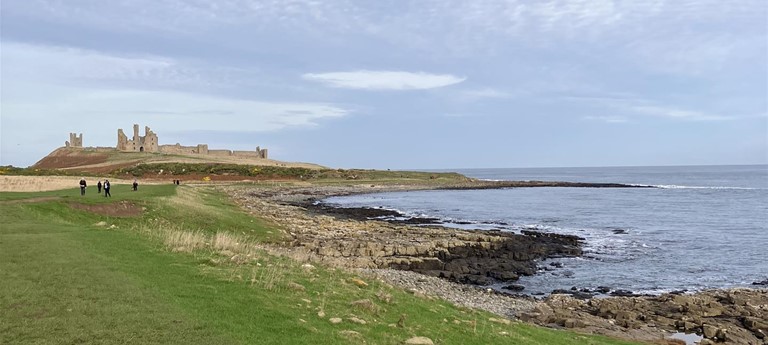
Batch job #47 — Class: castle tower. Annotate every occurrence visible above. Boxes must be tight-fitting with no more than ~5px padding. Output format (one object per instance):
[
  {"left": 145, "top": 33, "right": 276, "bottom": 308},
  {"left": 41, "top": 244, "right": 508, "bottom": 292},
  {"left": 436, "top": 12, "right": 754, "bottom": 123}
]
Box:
[
  {"left": 133, "top": 124, "right": 140, "bottom": 150},
  {"left": 66, "top": 133, "right": 83, "bottom": 147},
  {"left": 117, "top": 124, "right": 158, "bottom": 152}
]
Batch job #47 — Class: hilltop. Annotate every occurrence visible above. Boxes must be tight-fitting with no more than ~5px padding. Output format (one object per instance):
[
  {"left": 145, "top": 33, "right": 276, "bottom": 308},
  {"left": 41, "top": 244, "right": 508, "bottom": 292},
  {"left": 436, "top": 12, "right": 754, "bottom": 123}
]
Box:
[{"left": 32, "top": 147, "right": 325, "bottom": 174}]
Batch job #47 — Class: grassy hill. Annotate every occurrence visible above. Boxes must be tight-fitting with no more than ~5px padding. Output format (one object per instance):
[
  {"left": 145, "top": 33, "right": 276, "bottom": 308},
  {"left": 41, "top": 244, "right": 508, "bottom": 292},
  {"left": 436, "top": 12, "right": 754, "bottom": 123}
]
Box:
[
  {"left": 0, "top": 184, "right": 642, "bottom": 345},
  {"left": 31, "top": 147, "right": 326, "bottom": 174},
  {"left": 18, "top": 148, "right": 472, "bottom": 184}
]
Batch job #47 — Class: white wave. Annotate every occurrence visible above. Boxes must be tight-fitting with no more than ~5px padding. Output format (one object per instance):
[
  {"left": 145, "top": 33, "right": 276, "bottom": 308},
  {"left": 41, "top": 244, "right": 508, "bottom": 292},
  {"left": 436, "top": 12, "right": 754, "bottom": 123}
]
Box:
[{"left": 630, "top": 184, "right": 758, "bottom": 190}]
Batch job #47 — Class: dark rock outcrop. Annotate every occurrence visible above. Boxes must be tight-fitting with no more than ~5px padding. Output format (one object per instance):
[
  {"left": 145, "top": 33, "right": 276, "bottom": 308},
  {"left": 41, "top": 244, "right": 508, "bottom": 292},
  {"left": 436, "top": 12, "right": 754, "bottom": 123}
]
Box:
[{"left": 525, "top": 288, "right": 768, "bottom": 345}]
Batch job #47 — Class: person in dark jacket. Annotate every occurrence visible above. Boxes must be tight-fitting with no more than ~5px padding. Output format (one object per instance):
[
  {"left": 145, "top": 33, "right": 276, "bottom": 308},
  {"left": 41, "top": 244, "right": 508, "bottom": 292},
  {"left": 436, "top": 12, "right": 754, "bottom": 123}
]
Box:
[
  {"left": 104, "top": 180, "right": 111, "bottom": 197},
  {"left": 132, "top": 179, "right": 138, "bottom": 191},
  {"left": 79, "top": 178, "right": 87, "bottom": 196},
  {"left": 97, "top": 180, "right": 102, "bottom": 193}
]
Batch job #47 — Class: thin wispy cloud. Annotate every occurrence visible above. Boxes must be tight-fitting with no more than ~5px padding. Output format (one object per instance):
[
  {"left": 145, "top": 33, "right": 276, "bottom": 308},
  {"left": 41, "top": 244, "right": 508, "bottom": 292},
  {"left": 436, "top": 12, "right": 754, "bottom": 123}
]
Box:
[
  {"left": 631, "top": 105, "right": 730, "bottom": 121},
  {"left": 302, "top": 71, "right": 466, "bottom": 90},
  {"left": 0, "top": 42, "right": 244, "bottom": 90},
  {"left": 565, "top": 94, "right": 737, "bottom": 122},
  {"left": 583, "top": 116, "right": 629, "bottom": 124},
  {"left": 459, "top": 88, "right": 518, "bottom": 100}
]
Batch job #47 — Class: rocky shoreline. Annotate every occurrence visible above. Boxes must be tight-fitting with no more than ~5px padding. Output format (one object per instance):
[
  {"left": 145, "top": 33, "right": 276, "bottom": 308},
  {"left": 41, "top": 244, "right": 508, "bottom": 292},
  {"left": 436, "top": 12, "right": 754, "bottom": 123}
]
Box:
[
  {"left": 232, "top": 184, "right": 584, "bottom": 286},
  {"left": 224, "top": 183, "right": 767, "bottom": 344}
]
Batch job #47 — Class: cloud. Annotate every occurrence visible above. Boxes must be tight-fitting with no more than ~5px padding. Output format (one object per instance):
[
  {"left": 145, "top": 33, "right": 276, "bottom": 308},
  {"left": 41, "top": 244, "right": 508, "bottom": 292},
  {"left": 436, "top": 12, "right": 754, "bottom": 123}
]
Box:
[
  {"left": 565, "top": 93, "right": 736, "bottom": 122},
  {"left": 302, "top": 70, "right": 466, "bottom": 90},
  {"left": 459, "top": 88, "right": 519, "bottom": 101},
  {"left": 0, "top": 42, "right": 243, "bottom": 90},
  {"left": 583, "top": 116, "right": 629, "bottom": 123},
  {"left": 630, "top": 105, "right": 730, "bottom": 121}
]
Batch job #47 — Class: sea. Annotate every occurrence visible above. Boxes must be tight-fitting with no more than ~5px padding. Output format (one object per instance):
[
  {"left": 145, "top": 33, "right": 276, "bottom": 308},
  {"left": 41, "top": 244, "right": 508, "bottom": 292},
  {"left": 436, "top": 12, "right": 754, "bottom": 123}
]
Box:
[{"left": 323, "top": 165, "right": 768, "bottom": 295}]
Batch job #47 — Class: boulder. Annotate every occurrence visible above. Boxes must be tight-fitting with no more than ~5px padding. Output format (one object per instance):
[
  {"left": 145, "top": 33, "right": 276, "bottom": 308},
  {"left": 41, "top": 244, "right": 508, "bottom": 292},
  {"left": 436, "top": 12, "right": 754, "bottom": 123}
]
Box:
[
  {"left": 503, "top": 284, "right": 525, "bottom": 291},
  {"left": 610, "top": 289, "right": 637, "bottom": 297},
  {"left": 551, "top": 289, "right": 594, "bottom": 300},
  {"left": 488, "top": 270, "right": 519, "bottom": 282},
  {"left": 463, "top": 274, "right": 493, "bottom": 286},
  {"left": 595, "top": 286, "right": 611, "bottom": 294},
  {"left": 404, "top": 336, "right": 434, "bottom": 345},
  {"left": 715, "top": 328, "right": 727, "bottom": 341},
  {"left": 563, "top": 318, "right": 587, "bottom": 328},
  {"left": 702, "top": 324, "right": 718, "bottom": 338}
]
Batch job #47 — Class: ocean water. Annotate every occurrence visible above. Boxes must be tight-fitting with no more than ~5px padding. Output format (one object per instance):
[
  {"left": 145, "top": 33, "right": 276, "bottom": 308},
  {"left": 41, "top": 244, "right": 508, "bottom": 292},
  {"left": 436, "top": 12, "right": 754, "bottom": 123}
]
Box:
[{"left": 323, "top": 165, "right": 768, "bottom": 295}]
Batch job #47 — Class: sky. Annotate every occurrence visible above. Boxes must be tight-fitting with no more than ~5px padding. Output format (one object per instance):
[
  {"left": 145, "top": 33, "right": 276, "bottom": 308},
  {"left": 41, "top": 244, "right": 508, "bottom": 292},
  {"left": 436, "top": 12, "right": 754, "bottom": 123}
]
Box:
[{"left": 1, "top": 0, "right": 766, "bottom": 169}]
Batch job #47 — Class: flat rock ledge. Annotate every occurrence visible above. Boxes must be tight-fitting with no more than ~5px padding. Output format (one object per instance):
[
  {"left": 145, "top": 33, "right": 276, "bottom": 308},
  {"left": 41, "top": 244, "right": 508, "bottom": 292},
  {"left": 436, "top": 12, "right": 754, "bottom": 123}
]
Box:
[{"left": 526, "top": 288, "right": 768, "bottom": 344}]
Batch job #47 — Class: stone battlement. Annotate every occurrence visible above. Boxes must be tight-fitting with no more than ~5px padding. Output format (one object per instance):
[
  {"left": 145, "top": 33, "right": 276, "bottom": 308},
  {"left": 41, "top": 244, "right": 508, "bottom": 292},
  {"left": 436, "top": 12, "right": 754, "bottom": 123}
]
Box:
[
  {"left": 64, "top": 124, "right": 268, "bottom": 159},
  {"left": 65, "top": 133, "right": 83, "bottom": 148}
]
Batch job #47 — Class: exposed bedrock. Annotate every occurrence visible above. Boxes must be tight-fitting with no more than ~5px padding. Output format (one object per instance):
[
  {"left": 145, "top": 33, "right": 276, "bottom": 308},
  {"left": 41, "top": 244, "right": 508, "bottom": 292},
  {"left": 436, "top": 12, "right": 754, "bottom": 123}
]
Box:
[
  {"left": 295, "top": 229, "right": 582, "bottom": 286},
  {"left": 227, "top": 186, "right": 583, "bottom": 286},
  {"left": 521, "top": 289, "right": 768, "bottom": 344}
]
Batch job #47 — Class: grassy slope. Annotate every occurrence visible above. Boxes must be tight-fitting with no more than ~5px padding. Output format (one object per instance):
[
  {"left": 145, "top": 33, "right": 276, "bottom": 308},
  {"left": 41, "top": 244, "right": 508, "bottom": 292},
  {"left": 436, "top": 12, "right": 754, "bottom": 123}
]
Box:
[
  {"left": 0, "top": 186, "right": 641, "bottom": 345},
  {"left": 29, "top": 147, "right": 326, "bottom": 172}
]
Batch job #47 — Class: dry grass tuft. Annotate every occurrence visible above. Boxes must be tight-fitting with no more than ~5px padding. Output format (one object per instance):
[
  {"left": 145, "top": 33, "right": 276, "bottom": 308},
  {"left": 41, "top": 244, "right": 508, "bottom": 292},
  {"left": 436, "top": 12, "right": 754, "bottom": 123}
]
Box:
[
  {"left": 164, "top": 230, "right": 208, "bottom": 252},
  {"left": 350, "top": 299, "right": 382, "bottom": 315},
  {"left": 376, "top": 290, "right": 393, "bottom": 304},
  {"left": 252, "top": 264, "right": 287, "bottom": 292},
  {"left": 212, "top": 232, "right": 242, "bottom": 252},
  {"left": 288, "top": 282, "right": 306, "bottom": 292}
]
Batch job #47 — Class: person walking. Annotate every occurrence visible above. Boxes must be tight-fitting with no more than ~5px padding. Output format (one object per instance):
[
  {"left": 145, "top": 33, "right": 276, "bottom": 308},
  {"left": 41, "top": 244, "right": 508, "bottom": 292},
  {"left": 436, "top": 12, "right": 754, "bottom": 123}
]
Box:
[
  {"left": 97, "top": 180, "right": 102, "bottom": 193},
  {"left": 79, "top": 178, "right": 87, "bottom": 196},
  {"left": 132, "top": 179, "right": 138, "bottom": 191},
  {"left": 104, "top": 179, "right": 111, "bottom": 197}
]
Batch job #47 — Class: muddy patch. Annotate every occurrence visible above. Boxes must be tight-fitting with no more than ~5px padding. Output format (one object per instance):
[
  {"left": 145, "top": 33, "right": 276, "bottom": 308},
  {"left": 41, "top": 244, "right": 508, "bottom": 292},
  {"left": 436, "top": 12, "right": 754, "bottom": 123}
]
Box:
[{"left": 69, "top": 201, "right": 143, "bottom": 217}]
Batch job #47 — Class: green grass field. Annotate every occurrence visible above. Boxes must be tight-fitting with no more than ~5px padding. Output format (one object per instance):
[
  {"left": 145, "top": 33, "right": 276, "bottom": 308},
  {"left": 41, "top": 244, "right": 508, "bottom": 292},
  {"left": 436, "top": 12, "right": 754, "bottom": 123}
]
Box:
[{"left": 0, "top": 185, "right": 641, "bottom": 345}]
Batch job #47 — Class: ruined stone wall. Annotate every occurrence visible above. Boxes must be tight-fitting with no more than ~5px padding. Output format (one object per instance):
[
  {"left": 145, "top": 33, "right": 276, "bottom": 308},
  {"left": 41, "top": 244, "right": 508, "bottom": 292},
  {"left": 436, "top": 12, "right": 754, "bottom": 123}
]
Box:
[
  {"left": 207, "top": 149, "right": 234, "bottom": 156},
  {"left": 160, "top": 144, "right": 198, "bottom": 155},
  {"left": 82, "top": 147, "right": 116, "bottom": 152},
  {"left": 232, "top": 151, "right": 260, "bottom": 157},
  {"left": 232, "top": 149, "right": 268, "bottom": 159},
  {"left": 159, "top": 143, "right": 209, "bottom": 155},
  {"left": 141, "top": 126, "right": 159, "bottom": 152},
  {"left": 117, "top": 129, "right": 129, "bottom": 151}
]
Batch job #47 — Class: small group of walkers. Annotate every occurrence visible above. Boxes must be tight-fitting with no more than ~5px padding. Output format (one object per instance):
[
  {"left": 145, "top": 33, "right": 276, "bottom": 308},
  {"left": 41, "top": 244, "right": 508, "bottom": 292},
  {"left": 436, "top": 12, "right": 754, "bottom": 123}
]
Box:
[{"left": 79, "top": 178, "right": 139, "bottom": 197}]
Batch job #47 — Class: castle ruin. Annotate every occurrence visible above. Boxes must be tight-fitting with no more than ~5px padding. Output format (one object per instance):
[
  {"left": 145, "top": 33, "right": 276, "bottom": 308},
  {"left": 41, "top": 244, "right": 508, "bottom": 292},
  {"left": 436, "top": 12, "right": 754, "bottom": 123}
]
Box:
[
  {"left": 65, "top": 133, "right": 83, "bottom": 148},
  {"left": 117, "top": 124, "right": 159, "bottom": 152},
  {"left": 64, "top": 124, "right": 268, "bottom": 159}
]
